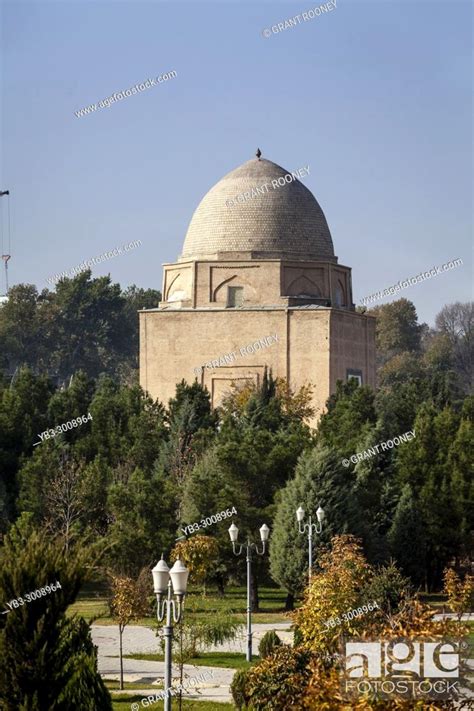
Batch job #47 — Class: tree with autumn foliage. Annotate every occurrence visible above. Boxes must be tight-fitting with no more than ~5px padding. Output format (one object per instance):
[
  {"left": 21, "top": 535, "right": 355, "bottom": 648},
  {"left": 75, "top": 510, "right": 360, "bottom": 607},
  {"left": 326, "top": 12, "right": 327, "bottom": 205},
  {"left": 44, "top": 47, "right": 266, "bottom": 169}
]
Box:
[
  {"left": 171, "top": 534, "right": 219, "bottom": 593},
  {"left": 235, "top": 535, "right": 467, "bottom": 710},
  {"left": 292, "top": 535, "right": 373, "bottom": 653},
  {"left": 220, "top": 375, "right": 316, "bottom": 425},
  {"left": 108, "top": 569, "right": 150, "bottom": 689},
  {"left": 443, "top": 568, "right": 474, "bottom": 620}
]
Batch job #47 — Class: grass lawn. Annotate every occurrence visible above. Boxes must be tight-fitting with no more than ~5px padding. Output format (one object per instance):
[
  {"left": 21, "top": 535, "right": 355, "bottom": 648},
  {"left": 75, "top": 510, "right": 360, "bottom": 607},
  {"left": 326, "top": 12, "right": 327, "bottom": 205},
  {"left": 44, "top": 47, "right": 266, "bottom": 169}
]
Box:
[
  {"left": 123, "top": 651, "right": 255, "bottom": 671},
  {"left": 111, "top": 695, "right": 234, "bottom": 710},
  {"left": 69, "top": 583, "right": 291, "bottom": 626},
  {"left": 418, "top": 592, "right": 448, "bottom": 610}
]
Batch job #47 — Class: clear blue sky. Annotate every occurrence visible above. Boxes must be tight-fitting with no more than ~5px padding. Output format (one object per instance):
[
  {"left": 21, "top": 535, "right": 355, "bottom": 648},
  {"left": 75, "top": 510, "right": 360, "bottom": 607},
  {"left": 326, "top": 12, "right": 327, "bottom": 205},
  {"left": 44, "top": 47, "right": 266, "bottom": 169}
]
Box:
[{"left": 1, "top": 0, "right": 472, "bottom": 325}]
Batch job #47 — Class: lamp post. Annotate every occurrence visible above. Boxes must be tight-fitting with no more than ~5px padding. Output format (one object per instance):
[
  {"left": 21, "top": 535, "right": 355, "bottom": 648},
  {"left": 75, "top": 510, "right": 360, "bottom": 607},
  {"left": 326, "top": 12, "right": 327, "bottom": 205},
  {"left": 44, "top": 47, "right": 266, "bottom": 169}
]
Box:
[
  {"left": 228, "top": 522, "right": 269, "bottom": 662},
  {"left": 151, "top": 556, "right": 189, "bottom": 711},
  {"left": 296, "top": 505, "right": 325, "bottom": 582}
]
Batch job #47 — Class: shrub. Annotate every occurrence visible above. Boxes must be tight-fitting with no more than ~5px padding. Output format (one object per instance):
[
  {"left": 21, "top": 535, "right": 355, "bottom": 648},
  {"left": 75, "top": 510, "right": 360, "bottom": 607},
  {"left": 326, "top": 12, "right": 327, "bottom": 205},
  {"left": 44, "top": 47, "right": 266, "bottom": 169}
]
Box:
[
  {"left": 230, "top": 668, "right": 250, "bottom": 710},
  {"left": 361, "top": 561, "right": 412, "bottom": 616},
  {"left": 258, "top": 629, "right": 282, "bottom": 658},
  {"left": 244, "top": 645, "right": 312, "bottom": 710}
]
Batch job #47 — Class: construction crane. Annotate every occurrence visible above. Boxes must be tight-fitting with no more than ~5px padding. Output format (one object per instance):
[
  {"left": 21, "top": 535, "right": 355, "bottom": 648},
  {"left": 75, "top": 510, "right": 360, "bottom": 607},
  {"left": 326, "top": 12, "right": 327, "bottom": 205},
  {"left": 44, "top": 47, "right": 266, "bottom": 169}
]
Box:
[{"left": 0, "top": 189, "right": 11, "bottom": 297}]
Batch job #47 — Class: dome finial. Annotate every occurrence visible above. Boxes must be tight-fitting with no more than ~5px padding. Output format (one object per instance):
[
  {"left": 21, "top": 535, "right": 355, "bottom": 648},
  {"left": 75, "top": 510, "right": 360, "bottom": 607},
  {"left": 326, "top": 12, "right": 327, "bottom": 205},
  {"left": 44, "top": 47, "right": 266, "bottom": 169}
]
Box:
[{"left": 256, "top": 148, "right": 262, "bottom": 160}]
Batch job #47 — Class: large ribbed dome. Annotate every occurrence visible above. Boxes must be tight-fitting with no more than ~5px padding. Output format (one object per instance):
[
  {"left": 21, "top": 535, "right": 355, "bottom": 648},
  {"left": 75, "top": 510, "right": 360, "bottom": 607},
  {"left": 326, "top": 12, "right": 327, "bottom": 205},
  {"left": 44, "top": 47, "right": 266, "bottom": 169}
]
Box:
[{"left": 180, "top": 156, "right": 335, "bottom": 261}]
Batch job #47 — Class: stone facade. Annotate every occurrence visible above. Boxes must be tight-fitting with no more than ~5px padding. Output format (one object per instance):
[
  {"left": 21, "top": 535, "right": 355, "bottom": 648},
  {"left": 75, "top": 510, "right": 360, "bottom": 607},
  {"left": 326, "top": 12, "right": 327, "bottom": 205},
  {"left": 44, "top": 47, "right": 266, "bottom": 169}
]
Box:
[
  {"left": 139, "top": 305, "right": 375, "bottom": 427},
  {"left": 139, "top": 155, "right": 376, "bottom": 427},
  {"left": 161, "top": 257, "right": 352, "bottom": 309}
]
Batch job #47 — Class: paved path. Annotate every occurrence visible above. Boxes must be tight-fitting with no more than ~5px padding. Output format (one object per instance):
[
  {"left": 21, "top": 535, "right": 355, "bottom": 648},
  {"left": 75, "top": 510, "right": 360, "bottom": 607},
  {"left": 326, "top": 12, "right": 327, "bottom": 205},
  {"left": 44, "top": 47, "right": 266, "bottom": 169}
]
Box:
[
  {"left": 94, "top": 615, "right": 473, "bottom": 705},
  {"left": 92, "top": 622, "right": 292, "bottom": 704},
  {"left": 92, "top": 622, "right": 292, "bottom": 659}
]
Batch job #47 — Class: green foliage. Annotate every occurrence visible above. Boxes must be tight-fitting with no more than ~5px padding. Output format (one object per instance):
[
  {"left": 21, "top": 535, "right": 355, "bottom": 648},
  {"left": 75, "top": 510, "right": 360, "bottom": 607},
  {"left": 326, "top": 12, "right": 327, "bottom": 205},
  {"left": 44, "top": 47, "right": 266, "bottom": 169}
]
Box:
[
  {"left": 0, "top": 516, "right": 112, "bottom": 710},
  {"left": 394, "top": 403, "right": 466, "bottom": 588},
  {"left": 270, "top": 447, "right": 364, "bottom": 596},
  {"left": 157, "top": 380, "right": 218, "bottom": 520},
  {"left": 388, "top": 484, "right": 427, "bottom": 587},
  {"left": 230, "top": 668, "right": 251, "bottom": 710},
  {"left": 13, "top": 375, "right": 170, "bottom": 559},
  {"left": 258, "top": 629, "right": 282, "bottom": 659},
  {"left": 106, "top": 467, "right": 176, "bottom": 576},
  {"left": 171, "top": 604, "right": 243, "bottom": 661},
  {"left": 180, "top": 374, "right": 311, "bottom": 602},
  {"left": 367, "top": 298, "right": 422, "bottom": 363},
  {"left": 244, "top": 645, "right": 312, "bottom": 710},
  {"left": 0, "top": 367, "right": 55, "bottom": 525},
  {"left": 0, "top": 275, "right": 161, "bottom": 382},
  {"left": 448, "top": 396, "right": 474, "bottom": 551},
  {"left": 315, "top": 378, "right": 377, "bottom": 457},
  {"left": 360, "top": 562, "right": 412, "bottom": 616},
  {"left": 0, "top": 280, "right": 472, "bottom": 640},
  {"left": 167, "top": 379, "right": 218, "bottom": 434}
]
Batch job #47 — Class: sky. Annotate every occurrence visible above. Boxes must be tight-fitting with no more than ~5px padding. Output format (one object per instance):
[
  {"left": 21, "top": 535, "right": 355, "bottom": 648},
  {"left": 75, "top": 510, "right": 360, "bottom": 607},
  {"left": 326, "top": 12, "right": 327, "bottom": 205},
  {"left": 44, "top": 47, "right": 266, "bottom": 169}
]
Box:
[{"left": 1, "top": 0, "right": 472, "bottom": 326}]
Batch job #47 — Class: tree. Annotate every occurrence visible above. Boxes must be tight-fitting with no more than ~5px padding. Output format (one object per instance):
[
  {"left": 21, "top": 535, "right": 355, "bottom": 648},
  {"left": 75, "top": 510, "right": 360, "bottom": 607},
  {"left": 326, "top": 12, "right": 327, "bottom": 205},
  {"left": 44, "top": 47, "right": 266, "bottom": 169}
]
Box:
[
  {"left": 0, "top": 284, "right": 50, "bottom": 373},
  {"left": 351, "top": 424, "right": 400, "bottom": 564},
  {"left": 360, "top": 562, "right": 412, "bottom": 617},
  {"left": 107, "top": 466, "right": 176, "bottom": 577},
  {"left": 270, "top": 447, "right": 364, "bottom": 606},
  {"left": 293, "top": 535, "right": 372, "bottom": 654},
  {"left": 395, "top": 404, "right": 463, "bottom": 589},
  {"left": 388, "top": 484, "right": 427, "bottom": 588},
  {"left": 79, "top": 377, "right": 167, "bottom": 470},
  {"left": 108, "top": 571, "right": 149, "bottom": 690},
  {"left": 44, "top": 454, "right": 87, "bottom": 554},
  {"left": 244, "top": 536, "right": 465, "bottom": 711},
  {"left": 448, "top": 396, "right": 474, "bottom": 558},
  {"left": 315, "top": 379, "right": 377, "bottom": 458},
  {"left": 122, "top": 285, "right": 161, "bottom": 366},
  {"left": 0, "top": 275, "right": 162, "bottom": 384},
  {"left": 367, "top": 298, "right": 422, "bottom": 367},
  {"left": 0, "top": 367, "right": 54, "bottom": 525},
  {"left": 158, "top": 380, "right": 217, "bottom": 519},
  {"left": 180, "top": 448, "right": 247, "bottom": 595},
  {"left": 171, "top": 535, "right": 219, "bottom": 593},
  {"left": 443, "top": 568, "right": 474, "bottom": 620},
  {"left": 435, "top": 302, "right": 473, "bottom": 393},
  {"left": 243, "top": 645, "right": 312, "bottom": 710},
  {"left": 181, "top": 373, "right": 311, "bottom": 610},
  {"left": 422, "top": 331, "right": 463, "bottom": 407},
  {"left": 258, "top": 629, "right": 282, "bottom": 658},
  {"left": 0, "top": 516, "right": 112, "bottom": 710}
]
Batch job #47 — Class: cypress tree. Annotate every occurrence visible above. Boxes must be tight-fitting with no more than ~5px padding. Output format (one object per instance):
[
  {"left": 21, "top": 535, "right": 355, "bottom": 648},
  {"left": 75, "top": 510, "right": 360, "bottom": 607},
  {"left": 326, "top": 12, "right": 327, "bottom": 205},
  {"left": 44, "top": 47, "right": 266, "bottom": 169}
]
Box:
[
  {"left": 269, "top": 446, "right": 364, "bottom": 605},
  {"left": 0, "top": 516, "right": 112, "bottom": 710}
]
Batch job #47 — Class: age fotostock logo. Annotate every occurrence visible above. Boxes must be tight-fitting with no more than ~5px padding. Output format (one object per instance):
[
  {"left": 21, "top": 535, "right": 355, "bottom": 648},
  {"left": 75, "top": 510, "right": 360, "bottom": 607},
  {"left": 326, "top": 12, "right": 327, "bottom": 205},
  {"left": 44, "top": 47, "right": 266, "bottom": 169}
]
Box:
[{"left": 343, "top": 638, "right": 468, "bottom": 700}]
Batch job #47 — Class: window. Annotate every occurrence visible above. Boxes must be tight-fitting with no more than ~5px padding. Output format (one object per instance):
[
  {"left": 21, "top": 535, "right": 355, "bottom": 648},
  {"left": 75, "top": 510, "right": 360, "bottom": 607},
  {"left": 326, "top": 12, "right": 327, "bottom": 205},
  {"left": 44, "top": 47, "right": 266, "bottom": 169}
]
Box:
[
  {"left": 347, "top": 369, "right": 362, "bottom": 386},
  {"left": 227, "top": 286, "right": 243, "bottom": 308}
]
